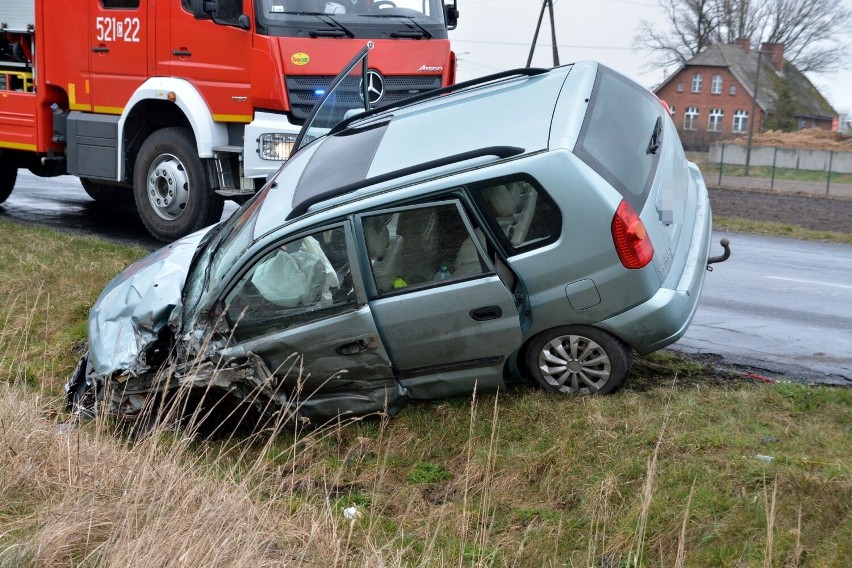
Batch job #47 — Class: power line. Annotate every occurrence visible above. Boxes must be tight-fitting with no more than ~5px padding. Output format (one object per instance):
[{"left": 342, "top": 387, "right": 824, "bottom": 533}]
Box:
[{"left": 453, "top": 38, "right": 636, "bottom": 51}]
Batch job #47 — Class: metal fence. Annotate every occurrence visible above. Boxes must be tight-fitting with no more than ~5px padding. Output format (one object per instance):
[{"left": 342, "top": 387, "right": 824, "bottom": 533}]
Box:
[{"left": 708, "top": 143, "right": 852, "bottom": 197}]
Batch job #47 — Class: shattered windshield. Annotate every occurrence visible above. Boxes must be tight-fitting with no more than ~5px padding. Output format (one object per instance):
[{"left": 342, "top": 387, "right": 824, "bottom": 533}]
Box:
[
  {"left": 182, "top": 183, "right": 270, "bottom": 321},
  {"left": 257, "top": 0, "right": 448, "bottom": 38}
]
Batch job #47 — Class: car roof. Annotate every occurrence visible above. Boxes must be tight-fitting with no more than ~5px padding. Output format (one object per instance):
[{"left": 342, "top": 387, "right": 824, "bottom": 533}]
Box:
[{"left": 253, "top": 63, "right": 585, "bottom": 238}]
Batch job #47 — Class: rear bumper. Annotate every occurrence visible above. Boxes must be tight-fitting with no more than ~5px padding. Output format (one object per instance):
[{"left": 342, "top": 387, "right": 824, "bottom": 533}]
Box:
[{"left": 597, "top": 181, "right": 713, "bottom": 355}]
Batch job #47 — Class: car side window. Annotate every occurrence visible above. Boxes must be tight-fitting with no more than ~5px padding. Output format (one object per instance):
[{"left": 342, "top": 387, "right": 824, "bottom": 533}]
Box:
[
  {"left": 468, "top": 176, "right": 561, "bottom": 255},
  {"left": 362, "top": 203, "right": 488, "bottom": 295},
  {"left": 224, "top": 226, "right": 354, "bottom": 340}
]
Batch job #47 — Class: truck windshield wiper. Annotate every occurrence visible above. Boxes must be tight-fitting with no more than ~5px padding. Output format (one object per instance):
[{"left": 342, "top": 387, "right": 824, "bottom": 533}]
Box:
[
  {"left": 285, "top": 12, "right": 355, "bottom": 38},
  {"left": 358, "top": 14, "right": 432, "bottom": 39}
]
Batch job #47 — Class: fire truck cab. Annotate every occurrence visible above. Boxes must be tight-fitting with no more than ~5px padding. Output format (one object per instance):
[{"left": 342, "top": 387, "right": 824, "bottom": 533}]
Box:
[{"left": 0, "top": 0, "right": 459, "bottom": 240}]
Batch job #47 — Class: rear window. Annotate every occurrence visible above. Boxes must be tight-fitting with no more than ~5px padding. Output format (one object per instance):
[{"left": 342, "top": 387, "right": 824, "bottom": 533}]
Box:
[
  {"left": 467, "top": 175, "right": 561, "bottom": 255},
  {"left": 574, "top": 66, "right": 663, "bottom": 210}
]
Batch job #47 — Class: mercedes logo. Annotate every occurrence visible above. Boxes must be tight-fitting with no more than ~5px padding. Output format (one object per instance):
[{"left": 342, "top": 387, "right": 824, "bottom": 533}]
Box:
[{"left": 361, "top": 70, "right": 384, "bottom": 105}]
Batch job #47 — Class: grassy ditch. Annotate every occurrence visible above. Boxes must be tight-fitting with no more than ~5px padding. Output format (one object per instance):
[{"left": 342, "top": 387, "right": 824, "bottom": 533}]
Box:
[
  {"left": 713, "top": 216, "right": 852, "bottom": 244},
  {"left": 0, "top": 220, "right": 850, "bottom": 566}
]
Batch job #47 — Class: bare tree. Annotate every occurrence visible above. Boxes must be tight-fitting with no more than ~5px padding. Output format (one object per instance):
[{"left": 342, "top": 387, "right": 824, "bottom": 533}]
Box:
[{"left": 634, "top": 0, "right": 850, "bottom": 72}]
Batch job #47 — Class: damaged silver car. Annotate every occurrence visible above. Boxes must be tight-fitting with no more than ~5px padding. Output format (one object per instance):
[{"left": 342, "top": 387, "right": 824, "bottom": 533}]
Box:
[{"left": 68, "top": 45, "right": 723, "bottom": 427}]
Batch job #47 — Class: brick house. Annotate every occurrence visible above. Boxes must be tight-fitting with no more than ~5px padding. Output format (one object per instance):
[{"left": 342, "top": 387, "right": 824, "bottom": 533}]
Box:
[{"left": 654, "top": 40, "right": 837, "bottom": 149}]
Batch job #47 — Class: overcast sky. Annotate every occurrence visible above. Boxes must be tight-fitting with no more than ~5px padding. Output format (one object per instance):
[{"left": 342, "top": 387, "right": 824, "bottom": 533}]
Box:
[{"left": 449, "top": 0, "right": 852, "bottom": 116}]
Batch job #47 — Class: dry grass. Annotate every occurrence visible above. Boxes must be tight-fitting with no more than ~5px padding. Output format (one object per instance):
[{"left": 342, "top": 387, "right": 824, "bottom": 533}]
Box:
[
  {"left": 726, "top": 129, "right": 852, "bottom": 152},
  {"left": 1, "top": 221, "right": 851, "bottom": 567}
]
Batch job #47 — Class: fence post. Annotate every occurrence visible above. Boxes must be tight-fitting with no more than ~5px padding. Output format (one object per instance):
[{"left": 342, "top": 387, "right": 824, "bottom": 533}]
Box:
[
  {"left": 826, "top": 151, "right": 834, "bottom": 196},
  {"left": 718, "top": 144, "right": 725, "bottom": 186},
  {"left": 771, "top": 146, "right": 777, "bottom": 191}
]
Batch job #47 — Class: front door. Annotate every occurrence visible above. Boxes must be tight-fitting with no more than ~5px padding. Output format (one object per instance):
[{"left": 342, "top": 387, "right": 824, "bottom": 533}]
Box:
[
  {"left": 89, "top": 0, "right": 149, "bottom": 113},
  {"left": 220, "top": 223, "right": 399, "bottom": 424},
  {"left": 359, "top": 201, "right": 523, "bottom": 399},
  {"left": 168, "top": 1, "right": 253, "bottom": 123}
]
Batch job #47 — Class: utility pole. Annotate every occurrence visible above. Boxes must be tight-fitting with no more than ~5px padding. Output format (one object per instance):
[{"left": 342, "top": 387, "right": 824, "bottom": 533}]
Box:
[
  {"left": 744, "top": 49, "right": 764, "bottom": 177},
  {"left": 526, "top": 0, "right": 560, "bottom": 68}
]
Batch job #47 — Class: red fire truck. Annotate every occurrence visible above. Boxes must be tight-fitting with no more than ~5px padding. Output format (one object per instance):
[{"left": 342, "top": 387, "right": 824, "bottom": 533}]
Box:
[{"left": 0, "top": 1, "right": 458, "bottom": 240}]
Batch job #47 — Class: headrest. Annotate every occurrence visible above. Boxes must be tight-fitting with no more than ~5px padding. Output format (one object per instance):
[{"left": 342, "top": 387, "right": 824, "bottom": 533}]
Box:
[
  {"left": 486, "top": 184, "right": 518, "bottom": 217},
  {"left": 363, "top": 217, "right": 390, "bottom": 261}
]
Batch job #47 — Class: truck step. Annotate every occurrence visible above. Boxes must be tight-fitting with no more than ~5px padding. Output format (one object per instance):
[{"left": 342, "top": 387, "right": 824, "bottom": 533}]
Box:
[
  {"left": 212, "top": 145, "right": 243, "bottom": 154},
  {"left": 215, "top": 188, "right": 256, "bottom": 198}
]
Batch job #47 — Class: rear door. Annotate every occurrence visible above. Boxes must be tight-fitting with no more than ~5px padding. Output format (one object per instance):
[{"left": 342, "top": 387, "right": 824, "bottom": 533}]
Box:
[
  {"left": 89, "top": 0, "right": 149, "bottom": 113},
  {"left": 359, "top": 201, "right": 523, "bottom": 399}
]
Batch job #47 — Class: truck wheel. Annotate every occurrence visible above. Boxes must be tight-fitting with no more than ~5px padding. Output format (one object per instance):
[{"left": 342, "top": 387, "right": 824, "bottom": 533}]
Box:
[
  {"left": 524, "top": 325, "right": 632, "bottom": 394},
  {"left": 134, "top": 127, "right": 224, "bottom": 242},
  {"left": 81, "top": 178, "right": 134, "bottom": 206},
  {"left": 0, "top": 162, "right": 17, "bottom": 203}
]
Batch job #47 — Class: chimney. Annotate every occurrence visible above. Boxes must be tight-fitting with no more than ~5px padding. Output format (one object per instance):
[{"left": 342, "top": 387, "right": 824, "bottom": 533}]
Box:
[
  {"left": 735, "top": 38, "right": 750, "bottom": 55},
  {"left": 761, "top": 42, "right": 785, "bottom": 70}
]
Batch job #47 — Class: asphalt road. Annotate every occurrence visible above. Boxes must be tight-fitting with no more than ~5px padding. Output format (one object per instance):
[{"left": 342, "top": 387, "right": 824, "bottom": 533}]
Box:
[
  {"left": 2, "top": 171, "right": 850, "bottom": 385},
  {"left": 0, "top": 171, "right": 238, "bottom": 249},
  {"left": 672, "top": 231, "right": 852, "bottom": 385}
]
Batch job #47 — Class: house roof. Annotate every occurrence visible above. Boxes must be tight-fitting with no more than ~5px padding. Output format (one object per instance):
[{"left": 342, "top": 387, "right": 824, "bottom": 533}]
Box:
[{"left": 655, "top": 43, "right": 836, "bottom": 120}]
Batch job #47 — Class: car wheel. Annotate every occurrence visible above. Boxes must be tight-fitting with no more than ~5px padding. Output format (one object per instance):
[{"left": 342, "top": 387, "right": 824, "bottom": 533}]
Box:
[
  {"left": 525, "top": 325, "right": 632, "bottom": 394},
  {"left": 0, "top": 162, "right": 17, "bottom": 203},
  {"left": 81, "top": 177, "right": 134, "bottom": 205},
  {"left": 134, "top": 127, "right": 224, "bottom": 242}
]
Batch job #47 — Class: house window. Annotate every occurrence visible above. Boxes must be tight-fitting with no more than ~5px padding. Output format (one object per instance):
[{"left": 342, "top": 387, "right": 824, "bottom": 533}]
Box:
[
  {"left": 684, "top": 107, "right": 699, "bottom": 130},
  {"left": 708, "top": 109, "right": 723, "bottom": 132},
  {"left": 732, "top": 110, "right": 748, "bottom": 133},
  {"left": 729, "top": 84, "right": 736, "bottom": 96},
  {"left": 711, "top": 74, "right": 723, "bottom": 94},
  {"left": 677, "top": 82, "right": 684, "bottom": 93},
  {"left": 691, "top": 73, "right": 703, "bottom": 93}
]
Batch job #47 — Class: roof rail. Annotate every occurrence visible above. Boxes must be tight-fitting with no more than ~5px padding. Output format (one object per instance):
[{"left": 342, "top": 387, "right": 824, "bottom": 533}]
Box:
[
  {"left": 327, "top": 67, "right": 551, "bottom": 137},
  {"left": 286, "top": 145, "right": 525, "bottom": 220}
]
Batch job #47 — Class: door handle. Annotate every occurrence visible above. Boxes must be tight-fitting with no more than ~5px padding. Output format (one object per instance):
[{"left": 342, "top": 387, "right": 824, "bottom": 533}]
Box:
[
  {"left": 469, "top": 305, "right": 503, "bottom": 321},
  {"left": 172, "top": 50, "right": 192, "bottom": 57},
  {"left": 92, "top": 46, "right": 109, "bottom": 53},
  {"left": 336, "top": 340, "right": 367, "bottom": 355}
]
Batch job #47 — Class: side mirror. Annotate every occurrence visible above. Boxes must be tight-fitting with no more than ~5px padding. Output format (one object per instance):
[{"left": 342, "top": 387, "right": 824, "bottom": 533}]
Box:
[
  {"left": 444, "top": 1, "right": 459, "bottom": 30},
  {"left": 191, "top": 0, "right": 219, "bottom": 20},
  {"left": 238, "top": 14, "right": 251, "bottom": 30}
]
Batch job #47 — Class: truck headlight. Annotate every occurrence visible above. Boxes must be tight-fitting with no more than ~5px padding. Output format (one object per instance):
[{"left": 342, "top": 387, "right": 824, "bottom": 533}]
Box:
[{"left": 258, "top": 133, "right": 297, "bottom": 160}]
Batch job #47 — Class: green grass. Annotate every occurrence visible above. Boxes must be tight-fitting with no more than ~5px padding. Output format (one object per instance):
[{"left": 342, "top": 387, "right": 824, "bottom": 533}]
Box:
[{"left": 0, "top": 221, "right": 850, "bottom": 566}]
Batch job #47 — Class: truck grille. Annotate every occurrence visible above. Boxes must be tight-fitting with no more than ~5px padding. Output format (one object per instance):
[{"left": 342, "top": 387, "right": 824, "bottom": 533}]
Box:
[{"left": 285, "top": 74, "right": 442, "bottom": 123}]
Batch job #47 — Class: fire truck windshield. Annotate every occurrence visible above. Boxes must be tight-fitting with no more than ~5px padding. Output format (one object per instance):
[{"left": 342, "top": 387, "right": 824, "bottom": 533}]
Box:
[{"left": 257, "top": 0, "right": 449, "bottom": 39}]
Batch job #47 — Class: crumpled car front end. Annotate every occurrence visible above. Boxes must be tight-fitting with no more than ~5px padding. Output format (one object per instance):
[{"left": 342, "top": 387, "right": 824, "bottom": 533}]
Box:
[{"left": 66, "top": 228, "right": 211, "bottom": 416}]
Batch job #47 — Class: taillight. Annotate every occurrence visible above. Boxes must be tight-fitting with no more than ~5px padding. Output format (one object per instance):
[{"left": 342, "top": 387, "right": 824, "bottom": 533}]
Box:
[{"left": 611, "top": 200, "right": 654, "bottom": 269}]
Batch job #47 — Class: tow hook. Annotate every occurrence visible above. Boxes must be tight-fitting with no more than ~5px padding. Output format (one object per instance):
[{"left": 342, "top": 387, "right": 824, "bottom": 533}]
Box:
[{"left": 706, "top": 238, "right": 731, "bottom": 271}]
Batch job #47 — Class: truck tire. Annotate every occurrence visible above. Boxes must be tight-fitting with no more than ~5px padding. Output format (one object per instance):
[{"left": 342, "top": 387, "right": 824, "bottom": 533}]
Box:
[
  {"left": 0, "top": 162, "right": 17, "bottom": 203},
  {"left": 81, "top": 178, "right": 134, "bottom": 206},
  {"left": 134, "top": 127, "right": 224, "bottom": 242}
]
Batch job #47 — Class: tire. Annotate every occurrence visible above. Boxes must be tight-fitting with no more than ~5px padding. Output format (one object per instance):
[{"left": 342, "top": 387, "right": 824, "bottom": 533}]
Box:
[
  {"left": 81, "top": 177, "right": 135, "bottom": 205},
  {"left": 524, "top": 325, "right": 632, "bottom": 394},
  {"left": 0, "top": 162, "right": 17, "bottom": 204},
  {"left": 133, "top": 127, "right": 224, "bottom": 242}
]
